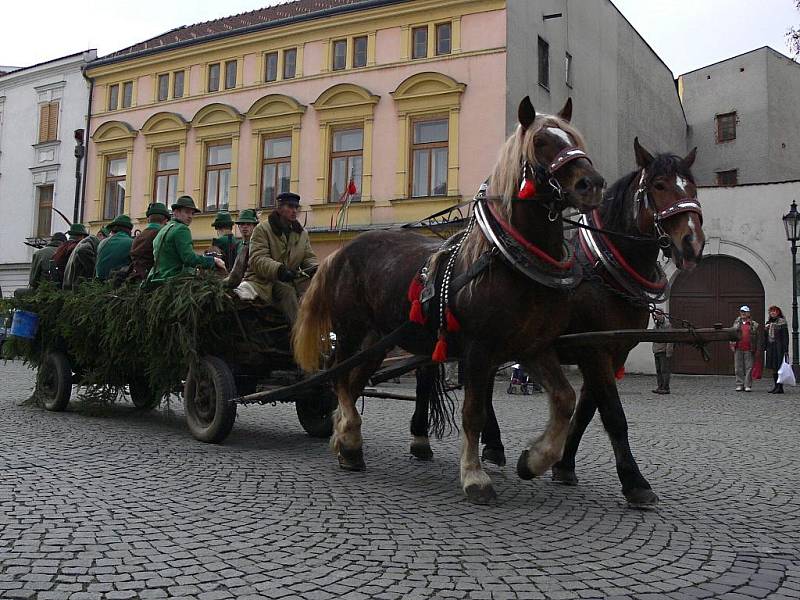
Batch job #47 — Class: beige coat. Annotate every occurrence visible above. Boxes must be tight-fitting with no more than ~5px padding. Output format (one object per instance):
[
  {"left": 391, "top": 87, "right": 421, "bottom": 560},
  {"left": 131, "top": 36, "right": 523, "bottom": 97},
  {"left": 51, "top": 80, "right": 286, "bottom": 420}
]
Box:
[{"left": 243, "top": 211, "right": 318, "bottom": 303}]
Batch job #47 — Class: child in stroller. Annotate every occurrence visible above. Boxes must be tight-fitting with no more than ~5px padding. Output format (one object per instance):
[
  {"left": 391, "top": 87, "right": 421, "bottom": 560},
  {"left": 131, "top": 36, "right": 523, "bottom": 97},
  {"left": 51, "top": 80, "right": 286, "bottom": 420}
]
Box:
[{"left": 507, "top": 364, "right": 543, "bottom": 395}]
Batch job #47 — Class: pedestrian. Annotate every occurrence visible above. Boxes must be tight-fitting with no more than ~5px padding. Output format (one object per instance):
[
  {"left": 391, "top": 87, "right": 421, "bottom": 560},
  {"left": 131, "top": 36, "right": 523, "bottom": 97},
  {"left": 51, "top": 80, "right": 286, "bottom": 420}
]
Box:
[
  {"left": 129, "top": 203, "right": 170, "bottom": 281},
  {"left": 95, "top": 215, "right": 134, "bottom": 281},
  {"left": 651, "top": 309, "right": 673, "bottom": 394},
  {"left": 730, "top": 305, "right": 760, "bottom": 392},
  {"left": 29, "top": 232, "right": 66, "bottom": 288},
  {"left": 764, "top": 305, "right": 789, "bottom": 394}
]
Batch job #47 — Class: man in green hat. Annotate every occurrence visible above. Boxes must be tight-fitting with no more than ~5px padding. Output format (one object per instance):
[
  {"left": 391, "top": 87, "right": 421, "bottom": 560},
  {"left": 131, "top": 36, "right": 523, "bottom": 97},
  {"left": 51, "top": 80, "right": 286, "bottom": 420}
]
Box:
[
  {"left": 238, "top": 193, "right": 318, "bottom": 327},
  {"left": 29, "top": 232, "right": 66, "bottom": 288},
  {"left": 147, "top": 196, "right": 226, "bottom": 283},
  {"left": 210, "top": 210, "right": 241, "bottom": 271},
  {"left": 129, "top": 203, "right": 170, "bottom": 281},
  {"left": 50, "top": 224, "right": 89, "bottom": 287},
  {"left": 63, "top": 227, "right": 109, "bottom": 290},
  {"left": 224, "top": 208, "right": 258, "bottom": 289},
  {"left": 95, "top": 214, "right": 134, "bottom": 281}
]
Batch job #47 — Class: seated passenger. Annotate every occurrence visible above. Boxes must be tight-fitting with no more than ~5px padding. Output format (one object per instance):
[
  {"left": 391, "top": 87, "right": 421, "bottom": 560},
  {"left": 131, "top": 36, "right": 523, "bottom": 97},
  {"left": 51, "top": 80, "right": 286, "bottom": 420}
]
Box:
[
  {"left": 63, "top": 227, "right": 108, "bottom": 290},
  {"left": 129, "top": 203, "right": 170, "bottom": 281},
  {"left": 210, "top": 210, "right": 241, "bottom": 271},
  {"left": 224, "top": 208, "right": 258, "bottom": 289},
  {"left": 95, "top": 215, "right": 134, "bottom": 281}
]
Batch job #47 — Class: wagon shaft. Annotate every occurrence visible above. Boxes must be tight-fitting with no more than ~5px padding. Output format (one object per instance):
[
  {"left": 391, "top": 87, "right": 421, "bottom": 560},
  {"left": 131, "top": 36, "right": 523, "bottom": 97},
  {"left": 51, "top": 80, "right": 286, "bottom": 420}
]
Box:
[{"left": 554, "top": 327, "right": 740, "bottom": 350}]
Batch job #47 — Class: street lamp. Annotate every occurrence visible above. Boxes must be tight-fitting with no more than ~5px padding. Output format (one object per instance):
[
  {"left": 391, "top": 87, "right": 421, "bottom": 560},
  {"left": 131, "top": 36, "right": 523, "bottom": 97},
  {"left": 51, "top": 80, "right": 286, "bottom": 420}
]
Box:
[{"left": 782, "top": 200, "right": 800, "bottom": 370}]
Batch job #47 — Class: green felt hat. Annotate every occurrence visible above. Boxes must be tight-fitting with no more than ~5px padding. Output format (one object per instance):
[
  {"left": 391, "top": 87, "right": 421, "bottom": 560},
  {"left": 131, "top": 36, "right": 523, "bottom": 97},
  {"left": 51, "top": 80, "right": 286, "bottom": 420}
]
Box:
[
  {"left": 171, "top": 195, "right": 201, "bottom": 213},
  {"left": 99, "top": 226, "right": 111, "bottom": 237},
  {"left": 68, "top": 223, "right": 88, "bottom": 237},
  {"left": 146, "top": 202, "right": 170, "bottom": 218},
  {"left": 235, "top": 209, "right": 259, "bottom": 224},
  {"left": 108, "top": 214, "right": 134, "bottom": 230},
  {"left": 212, "top": 210, "right": 234, "bottom": 228}
]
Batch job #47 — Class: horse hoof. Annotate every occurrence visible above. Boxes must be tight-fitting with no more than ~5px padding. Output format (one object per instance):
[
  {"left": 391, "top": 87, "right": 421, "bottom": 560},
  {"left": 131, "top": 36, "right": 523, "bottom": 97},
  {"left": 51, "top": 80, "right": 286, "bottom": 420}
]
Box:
[
  {"left": 551, "top": 466, "right": 579, "bottom": 486},
  {"left": 481, "top": 446, "right": 507, "bottom": 467},
  {"left": 624, "top": 487, "right": 659, "bottom": 508},
  {"left": 464, "top": 483, "right": 497, "bottom": 505},
  {"left": 337, "top": 447, "right": 366, "bottom": 471},
  {"left": 516, "top": 450, "right": 536, "bottom": 480},
  {"left": 410, "top": 443, "right": 433, "bottom": 461}
]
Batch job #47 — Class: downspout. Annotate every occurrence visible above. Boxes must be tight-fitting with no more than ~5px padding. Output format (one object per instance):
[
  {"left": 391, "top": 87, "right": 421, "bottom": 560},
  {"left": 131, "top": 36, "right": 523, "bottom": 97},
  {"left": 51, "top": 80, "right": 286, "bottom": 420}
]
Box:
[{"left": 80, "top": 67, "right": 94, "bottom": 224}]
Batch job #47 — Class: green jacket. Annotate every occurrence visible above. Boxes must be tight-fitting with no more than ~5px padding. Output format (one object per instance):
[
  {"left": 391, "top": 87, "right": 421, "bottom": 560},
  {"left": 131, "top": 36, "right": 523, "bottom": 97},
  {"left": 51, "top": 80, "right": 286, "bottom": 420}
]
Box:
[
  {"left": 29, "top": 241, "right": 61, "bottom": 287},
  {"left": 147, "top": 218, "right": 215, "bottom": 282},
  {"left": 95, "top": 231, "right": 133, "bottom": 281},
  {"left": 212, "top": 234, "right": 242, "bottom": 271},
  {"left": 243, "top": 211, "right": 318, "bottom": 302}
]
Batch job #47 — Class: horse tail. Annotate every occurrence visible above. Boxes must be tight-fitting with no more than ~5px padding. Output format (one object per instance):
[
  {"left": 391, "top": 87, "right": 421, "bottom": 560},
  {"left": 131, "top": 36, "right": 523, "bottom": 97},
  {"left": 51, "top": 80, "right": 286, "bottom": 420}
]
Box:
[
  {"left": 293, "top": 252, "right": 337, "bottom": 372},
  {"left": 427, "top": 364, "right": 458, "bottom": 438}
]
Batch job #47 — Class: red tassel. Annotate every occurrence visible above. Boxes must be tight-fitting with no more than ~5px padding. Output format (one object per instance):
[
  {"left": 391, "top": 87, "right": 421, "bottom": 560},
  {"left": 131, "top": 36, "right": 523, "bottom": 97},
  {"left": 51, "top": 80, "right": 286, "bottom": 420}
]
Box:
[
  {"left": 407, "top": 276, "right": 424, "bottom": 303},
  {"left": 445, "top": 308, "right": 461, "bottom": 333},
  {"left": 409, "top": 299, "right": 426, "bottom": 325},
  {"left": 348, "top": 180, "right": 358, "bottom": 195},
  {"left": 518, "top": 178, "right": 536, "bottom": 199},
  {"left": 432, "top": 333, "right": 448, "bottom": 363},
  {"left": 614, "top": 365, "right": 625, "bottom": 380}
]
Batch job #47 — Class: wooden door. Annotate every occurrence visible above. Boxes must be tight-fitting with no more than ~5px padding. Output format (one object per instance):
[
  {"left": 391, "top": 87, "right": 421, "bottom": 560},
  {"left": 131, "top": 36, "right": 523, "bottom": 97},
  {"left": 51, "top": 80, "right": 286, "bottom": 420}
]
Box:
[{"left": 670, "top": 256, "right": 764, "bottom": 374}]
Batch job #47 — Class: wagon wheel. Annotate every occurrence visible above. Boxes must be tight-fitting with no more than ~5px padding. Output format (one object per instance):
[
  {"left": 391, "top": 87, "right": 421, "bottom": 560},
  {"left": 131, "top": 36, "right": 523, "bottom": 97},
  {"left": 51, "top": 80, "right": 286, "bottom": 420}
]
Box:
[
  {"left": 184, "top": 355, "right": 237, "bottom": 443},
  {"left": 128, "top": 378, "right": 160, "bottom": 411},
  {"left": 36, "top": 351, "right": 72, "bottom": 412},
  {"left": 295, "top": 384, "right": 336, "bottom": 438}
]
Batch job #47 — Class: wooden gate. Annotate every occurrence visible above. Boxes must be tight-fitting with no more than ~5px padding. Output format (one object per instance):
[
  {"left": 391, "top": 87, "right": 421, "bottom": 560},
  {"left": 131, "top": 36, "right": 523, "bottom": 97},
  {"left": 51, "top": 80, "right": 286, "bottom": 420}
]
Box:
[{"left": 669, "top": 255, "right": 765, "bottom": 375}]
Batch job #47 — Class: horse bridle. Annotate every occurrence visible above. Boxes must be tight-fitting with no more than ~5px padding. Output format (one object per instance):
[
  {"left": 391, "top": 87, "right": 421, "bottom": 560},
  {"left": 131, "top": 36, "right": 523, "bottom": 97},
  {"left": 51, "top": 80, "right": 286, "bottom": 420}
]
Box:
[
  {"left": 633, "top": 169, "right": 703, "bottom": 250},
  {"left": 521, "top": 144, "right": 593, "bottom": 220}
]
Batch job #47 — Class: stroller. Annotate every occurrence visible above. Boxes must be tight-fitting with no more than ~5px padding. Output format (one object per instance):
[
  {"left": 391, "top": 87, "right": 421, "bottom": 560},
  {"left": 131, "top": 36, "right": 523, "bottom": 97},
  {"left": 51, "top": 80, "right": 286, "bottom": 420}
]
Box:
[{"left": 507, "top": 364, "right": 543, "bottom": 395}]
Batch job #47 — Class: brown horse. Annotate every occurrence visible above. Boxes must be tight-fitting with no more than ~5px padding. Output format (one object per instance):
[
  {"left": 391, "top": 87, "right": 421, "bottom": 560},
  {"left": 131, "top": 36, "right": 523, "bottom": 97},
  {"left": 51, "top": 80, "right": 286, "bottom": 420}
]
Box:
[
  {"left": 293, "top": 97, "right": 605, "bottom": 504},
  {"left": 410, "top": 137, "right": 705, "bottom": 507}
]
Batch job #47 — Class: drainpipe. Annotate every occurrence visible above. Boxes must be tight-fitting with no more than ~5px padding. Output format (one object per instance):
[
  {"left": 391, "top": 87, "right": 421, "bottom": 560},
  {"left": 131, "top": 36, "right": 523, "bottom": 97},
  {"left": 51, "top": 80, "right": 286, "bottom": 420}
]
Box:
[{"left": 80, "top": 67, "right": 94, "bottom": 224}]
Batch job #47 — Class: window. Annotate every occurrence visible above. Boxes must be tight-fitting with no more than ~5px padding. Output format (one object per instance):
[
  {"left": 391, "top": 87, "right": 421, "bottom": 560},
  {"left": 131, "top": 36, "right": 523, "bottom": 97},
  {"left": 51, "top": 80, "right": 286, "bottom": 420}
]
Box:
[
  {"left": 108, "top": 84, "right": 119, "bottom": 111},
  {"left": 157, "top": 74, "right": 169, "bottom": 102},
  {"left": 410, "top": 119, "right": 448, "bottom": 197},
  {"left": 565, "top": 52, "right": 573, "bottom": 87},
  {"left": 332, "top": 39, "right": 347, "bottom": 71},
  {"left": 208, "top": 63, "right": 220, "bottom": 92},
  {"left": 122, "top": 81, "right": 133, "bottom": 108},
  {"left": 283, "top": 48, "right": 297, "bottom": 79},
  {"left": 436, "top": 23, "right": 451, "bottom": 55},
  {"left": 538, "top": 37, "right": 549, "bottom": 89},
  {"left": 154, "top": 149, "right": 179, "bottom": 205},
  {"left": 173, "top": 71, "right": 185, "bottom": 98},
  {"left": 716, "top": 169, "right": 738, "bottom": 186},
  {"left": 205, "top": 143, "right": 231, "bottom": 211},
  {"left": 353, "top": 36, "right": 368, "bottom": 68},
  {"left": 38, "top": 101, "right": 59, "bottom": 143},
  {"left": 104, "top": 156, "right": 127, "bottom": 220},
  {"left": 412, "top": 26, "right": 428, "bottom": 59},
  {"left": 329, "top": 128, "right": 363, "bottom": 202},
  {"left": 261, "top": 136, "right": 292, "bottom": 208},
  {"left": 225, "top": 60, "right": 237, "bottom": 89},
  {"left": 717, "top": 112, "right": 737, "bottom": 142},
  {"left": 36, "top": 185, "right": 53, "bottom": 238},
  {"left": 265, "top": 52, "right": 278, "bottom": 81}
]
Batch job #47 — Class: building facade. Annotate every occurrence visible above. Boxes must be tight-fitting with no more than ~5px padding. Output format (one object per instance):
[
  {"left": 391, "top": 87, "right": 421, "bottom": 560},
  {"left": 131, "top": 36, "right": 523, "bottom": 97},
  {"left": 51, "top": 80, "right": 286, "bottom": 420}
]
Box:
[
  {"left": 679, "top": 47, "right": 800, "bottom": 187},
  {"left": 82, "top": 0, "right": 688, "bottom": 256},
  {"left": 0, "top": 50, "right": 97, "bottom": 296}
]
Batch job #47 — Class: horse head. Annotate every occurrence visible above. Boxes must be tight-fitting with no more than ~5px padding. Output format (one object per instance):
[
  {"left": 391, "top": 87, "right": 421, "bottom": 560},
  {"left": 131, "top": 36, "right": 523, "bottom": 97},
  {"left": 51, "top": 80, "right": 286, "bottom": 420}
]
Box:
[{"left": 633, "top": 138, "right": 705, "bottom": 271}]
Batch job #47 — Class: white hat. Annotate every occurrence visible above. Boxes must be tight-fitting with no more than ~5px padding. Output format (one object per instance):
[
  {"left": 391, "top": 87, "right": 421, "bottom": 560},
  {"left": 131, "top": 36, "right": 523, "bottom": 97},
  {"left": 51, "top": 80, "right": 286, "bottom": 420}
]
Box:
[{"left": 740, "top": 305, "right": 751, "bottom": 312}]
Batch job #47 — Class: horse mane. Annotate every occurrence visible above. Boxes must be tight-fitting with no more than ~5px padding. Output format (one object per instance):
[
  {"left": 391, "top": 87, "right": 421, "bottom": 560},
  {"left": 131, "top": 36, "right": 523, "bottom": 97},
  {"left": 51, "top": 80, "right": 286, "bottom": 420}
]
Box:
[
  {"left": 460, "top": 113, "right": 587, "bottom": 265},
  {"left": 601, "top": 153, "right": 696, "bottom": 235}
]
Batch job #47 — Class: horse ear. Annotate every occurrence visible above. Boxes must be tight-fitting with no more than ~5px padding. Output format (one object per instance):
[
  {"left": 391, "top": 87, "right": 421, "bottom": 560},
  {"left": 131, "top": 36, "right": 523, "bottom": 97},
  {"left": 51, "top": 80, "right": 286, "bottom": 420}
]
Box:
[
  {"left": 557, "top": 98, "right": 573, "bottom": 123},
  {"left": 682, "top": 146, "right": 698, "bottom": 170},
  {"left": 518, "top": 96, "right": 536, "bottom": 130},
  {"left": 634, "top": 136, "right": 654, "bottom": 169}
]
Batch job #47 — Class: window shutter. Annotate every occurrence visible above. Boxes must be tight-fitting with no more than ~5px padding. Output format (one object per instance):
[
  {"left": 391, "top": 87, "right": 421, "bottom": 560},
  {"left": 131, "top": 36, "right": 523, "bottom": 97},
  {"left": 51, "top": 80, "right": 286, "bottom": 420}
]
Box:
[
  {"left": 38, "top": 104, "right": 49, "bottom": 143},
  {"left": 47, "top": 102, "right": 59, "bottom": 141}
]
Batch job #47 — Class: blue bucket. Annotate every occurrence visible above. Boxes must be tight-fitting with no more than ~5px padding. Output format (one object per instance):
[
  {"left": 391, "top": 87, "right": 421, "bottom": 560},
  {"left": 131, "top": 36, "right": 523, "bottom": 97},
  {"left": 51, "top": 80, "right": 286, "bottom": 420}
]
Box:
[{"left": 10, "top": 310, "right": 39, "bottom": 340}]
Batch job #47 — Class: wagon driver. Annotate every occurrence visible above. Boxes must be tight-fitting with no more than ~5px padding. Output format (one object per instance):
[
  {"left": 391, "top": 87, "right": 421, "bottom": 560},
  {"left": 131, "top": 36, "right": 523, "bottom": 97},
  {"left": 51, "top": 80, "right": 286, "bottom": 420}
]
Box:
[{"left": 235, "top": 192, "right": 318, "bottom": 327}]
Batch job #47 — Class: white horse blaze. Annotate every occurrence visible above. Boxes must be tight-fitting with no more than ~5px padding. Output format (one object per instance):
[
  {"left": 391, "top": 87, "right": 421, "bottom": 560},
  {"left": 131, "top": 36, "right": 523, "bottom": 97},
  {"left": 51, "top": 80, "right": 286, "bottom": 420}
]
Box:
[
  {"left": 675, "top": 175, "right": 689, "bottom": 194},
  {"left": 546, "top": 127, "right": 573, "bottom": 145}
]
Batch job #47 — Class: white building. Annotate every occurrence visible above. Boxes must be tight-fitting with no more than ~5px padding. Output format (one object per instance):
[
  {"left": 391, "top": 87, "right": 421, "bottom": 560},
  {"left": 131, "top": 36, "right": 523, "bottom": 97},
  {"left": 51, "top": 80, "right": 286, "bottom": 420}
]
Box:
[{"left": 0, "top": 50, "right": 96, "bottom": 296}]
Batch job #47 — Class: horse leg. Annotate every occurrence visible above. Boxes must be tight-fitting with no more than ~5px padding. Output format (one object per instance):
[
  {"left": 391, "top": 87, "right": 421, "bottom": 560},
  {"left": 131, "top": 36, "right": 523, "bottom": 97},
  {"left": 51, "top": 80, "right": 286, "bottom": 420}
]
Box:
[
  {"left": 331, "top": 332, "right": 387, "bottom": 471},
  {"left": 481, "top": 374, "right": 506, "bottom": 466},
  {"left": 583, "top": 357, "right": 658, "bottom": 507},
  {"left": 517, "top": 351, "right": 576, "bottom": 479},
  {"left": 410, "top": 365, "right": 436, "bottom": 461},
  {"left": 551, "top": 383, "right": 597, "bottom": 486},
  {"left": 461, "top": 349, "right": 497, "bottom": 504}
]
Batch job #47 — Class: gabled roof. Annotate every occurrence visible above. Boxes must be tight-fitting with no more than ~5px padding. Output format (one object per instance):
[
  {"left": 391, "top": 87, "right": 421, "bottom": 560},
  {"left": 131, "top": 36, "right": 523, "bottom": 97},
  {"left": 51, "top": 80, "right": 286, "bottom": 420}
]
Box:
[{"left": 99, "top": 0, "right": 403, "bottom": 63}]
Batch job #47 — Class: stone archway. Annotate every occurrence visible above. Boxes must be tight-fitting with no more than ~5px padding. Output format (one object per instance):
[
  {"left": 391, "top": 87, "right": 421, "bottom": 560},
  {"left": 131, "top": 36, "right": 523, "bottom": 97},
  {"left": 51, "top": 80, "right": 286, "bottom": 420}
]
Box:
[{"left": 670, "top": 255, "right": 765, "bottom": 374}]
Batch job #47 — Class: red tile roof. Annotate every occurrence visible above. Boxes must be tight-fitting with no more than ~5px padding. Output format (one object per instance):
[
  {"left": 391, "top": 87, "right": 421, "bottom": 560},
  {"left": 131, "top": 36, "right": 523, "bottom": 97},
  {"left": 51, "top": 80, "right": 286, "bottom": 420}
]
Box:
[{"left": 103, "top": 0, "right": 385, "bottom": 60}]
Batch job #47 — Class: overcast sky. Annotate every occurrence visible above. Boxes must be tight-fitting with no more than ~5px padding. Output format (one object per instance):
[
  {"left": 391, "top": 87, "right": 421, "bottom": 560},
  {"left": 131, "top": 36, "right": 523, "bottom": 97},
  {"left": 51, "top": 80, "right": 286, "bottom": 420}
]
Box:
[{"left": 1, "top": 0, "right": 797, "bottom": 75}]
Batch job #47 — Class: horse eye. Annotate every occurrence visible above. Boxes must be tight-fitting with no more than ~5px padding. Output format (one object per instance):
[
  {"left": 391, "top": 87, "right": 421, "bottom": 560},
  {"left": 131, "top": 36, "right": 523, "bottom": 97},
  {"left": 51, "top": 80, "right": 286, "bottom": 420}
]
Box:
[
  {"left": 533, "top": 139, "right": 547, "bottom": 148},
  {"left": 653, "top": 182, "right": 666, "bottom": 191}
]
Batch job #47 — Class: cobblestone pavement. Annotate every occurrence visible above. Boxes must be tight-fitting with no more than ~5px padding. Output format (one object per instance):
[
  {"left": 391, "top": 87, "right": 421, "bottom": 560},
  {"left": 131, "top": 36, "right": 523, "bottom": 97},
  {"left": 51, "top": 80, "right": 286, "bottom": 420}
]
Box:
[{"left": 1, "top": 359, "right": 799, "bottom": 600}]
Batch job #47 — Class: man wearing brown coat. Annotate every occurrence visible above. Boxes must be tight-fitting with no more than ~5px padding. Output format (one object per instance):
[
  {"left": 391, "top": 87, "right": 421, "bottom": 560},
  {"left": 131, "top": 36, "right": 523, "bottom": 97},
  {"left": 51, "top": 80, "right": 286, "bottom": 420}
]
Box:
[
  {"left": 236, "top": 193, "right": 318, "bottom": 326},
  {"left": 129, "top": 203, "right": 170, "bottom": 281}
]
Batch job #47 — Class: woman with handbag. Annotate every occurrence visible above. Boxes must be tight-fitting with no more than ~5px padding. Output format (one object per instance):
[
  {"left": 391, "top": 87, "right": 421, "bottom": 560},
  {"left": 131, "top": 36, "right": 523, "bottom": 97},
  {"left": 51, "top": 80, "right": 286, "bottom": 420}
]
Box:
[{"left": 765, "top": 305, "right": 790, "bottom": 393}]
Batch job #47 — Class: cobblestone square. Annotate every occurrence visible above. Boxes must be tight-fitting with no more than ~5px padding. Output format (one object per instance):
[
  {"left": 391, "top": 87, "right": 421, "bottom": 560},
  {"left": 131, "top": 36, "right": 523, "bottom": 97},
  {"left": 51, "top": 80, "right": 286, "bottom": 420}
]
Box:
[{"left": 1, "top": 359, "right": 798, "bottom": 599}]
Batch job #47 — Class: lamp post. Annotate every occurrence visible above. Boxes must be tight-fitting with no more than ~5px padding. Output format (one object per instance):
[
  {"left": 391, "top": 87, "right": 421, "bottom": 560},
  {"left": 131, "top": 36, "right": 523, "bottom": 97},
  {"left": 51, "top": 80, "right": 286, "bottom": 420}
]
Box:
[
  {"left": 72, "top": 129, "right": 85, "bottom": 224},
  {"left": 782, "top": 200, "right": 800, "bottom": 370}
]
